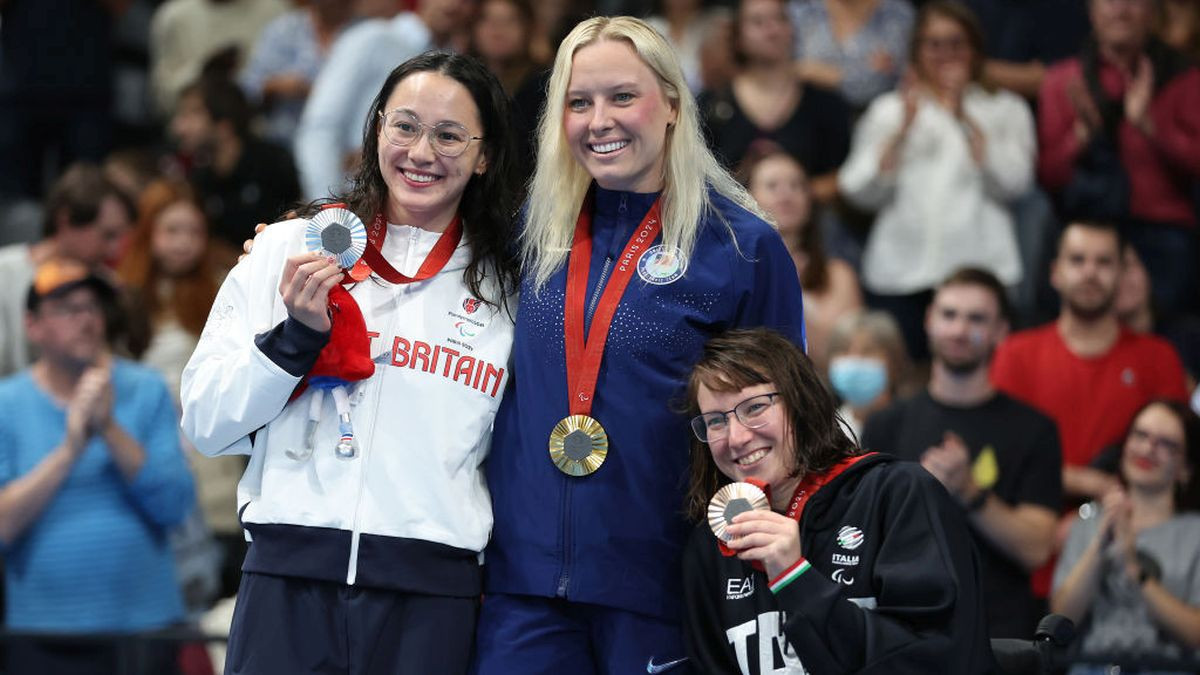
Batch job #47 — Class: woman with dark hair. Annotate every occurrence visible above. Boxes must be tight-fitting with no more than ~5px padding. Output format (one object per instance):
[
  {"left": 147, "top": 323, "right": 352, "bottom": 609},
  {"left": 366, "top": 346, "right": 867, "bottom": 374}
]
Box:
[
  {"left": 839, "top": 0, "right": 1034, "bottom": 361},
  {"left": 1052, "top": 399, "right": 1200, "bottom": 672},
  {"left": 474, "top": 15, "right": 806, "bottom": 675},
  {"left": 469, "top": 0, "right": 541, "bottom": 96},
  {"left": 681, "top": 327, "right": 994, "bottom": 674},
  {"left": 118, "top": 179, "right": 245, "bottom": 601},
  {"left": 738, "top": 146, "right": 861, "bottom": 372},
  {"left": 1038, "top": 0, "right": 1200, "bottom": 319},
  {"left": 180, "top": 52, "right": 520, "bottom": 674},
  {"left": 698, "top": 0, "right": 852, "bottom": 204}
]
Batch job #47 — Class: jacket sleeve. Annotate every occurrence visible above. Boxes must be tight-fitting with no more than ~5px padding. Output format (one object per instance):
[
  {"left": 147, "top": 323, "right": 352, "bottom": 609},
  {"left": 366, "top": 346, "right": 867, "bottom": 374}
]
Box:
[
  {"left": 1036, "top": 63, "right": 1084, "bottom": 191},
  {"left": 1146, "top": 69, "right": 1200, "bottom": 177},
  {"left": 123, "top": 371, "right": 195, "bottom": 530},
  {"left": 730, "top": 222, "right": 807, "bottom": 350},
  {"left": 180, "top": 222, "right": 313, "bottom": 456},
  {"left": 682, "top": 529, "right": 743, "bottom": 674},
  {"left": 771, "top": 471, "right": 989, "bottom": 673},
  {"left": 837, "top": 94, "right": 903, "bottom": 211},
  {"left": 979, "top": 92, "right": 1036, "bottom": 201}
]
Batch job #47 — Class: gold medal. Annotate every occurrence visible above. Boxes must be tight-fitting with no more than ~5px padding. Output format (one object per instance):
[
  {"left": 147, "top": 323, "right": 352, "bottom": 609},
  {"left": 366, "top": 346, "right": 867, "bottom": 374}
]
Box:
[
  {"left": 708, "top": 482, "right": 769, "bottom": 542},
  {"left": 548, "top": 414, "right": 608, "bottom": 476}
]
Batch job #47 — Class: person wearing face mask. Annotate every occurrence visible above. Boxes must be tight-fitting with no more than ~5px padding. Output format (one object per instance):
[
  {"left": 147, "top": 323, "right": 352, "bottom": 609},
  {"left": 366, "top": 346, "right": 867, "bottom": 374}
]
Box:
[
  {"left": 826, "top": 310, "right": 909, "bottom": 440},
  {"left": 474, "top": 16, "right": 806, "bottom": 675},
  {"left": 1052, "top": 400, "right": 1200, "bottom": 672},
  {"left": 681, "top": 327, "right": 994, "bottom": 674},
  {"left": 862, "top": 268, "right": 1062, "bottom": 639}
]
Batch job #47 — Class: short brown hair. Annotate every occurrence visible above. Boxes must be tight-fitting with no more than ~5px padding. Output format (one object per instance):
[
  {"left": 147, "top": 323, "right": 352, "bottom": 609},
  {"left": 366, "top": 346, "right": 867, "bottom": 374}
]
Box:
[
  {"left": 683, "top": 328, "right": 858, "bottom": 522},
  {"left": 937, "top": 267, "right": 1013, "bottom": 324},
  {"left": 909, "top": 1, "right": 988, "bottom": 85},
  {"left": 42, "top": 162, "right": 133, "bottom": 238},
  {"left": 1057, "top": 220, "right": 1125, "bottom": 259}
]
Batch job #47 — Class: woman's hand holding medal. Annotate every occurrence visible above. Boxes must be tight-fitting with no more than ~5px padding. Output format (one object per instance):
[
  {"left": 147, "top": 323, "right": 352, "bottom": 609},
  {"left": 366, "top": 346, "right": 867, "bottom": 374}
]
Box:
[
  {"left": 279, "top": 252, "right": 343, "bottom": 332},
  {"left": 724, "top": 510, "right": 804, "bottom": 580}
]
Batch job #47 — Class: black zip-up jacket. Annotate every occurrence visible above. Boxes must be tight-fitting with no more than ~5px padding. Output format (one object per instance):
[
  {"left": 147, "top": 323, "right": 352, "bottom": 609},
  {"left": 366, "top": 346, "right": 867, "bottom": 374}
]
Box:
[{"left": 682, "top": 453, "right": 996, "bottom": 674}]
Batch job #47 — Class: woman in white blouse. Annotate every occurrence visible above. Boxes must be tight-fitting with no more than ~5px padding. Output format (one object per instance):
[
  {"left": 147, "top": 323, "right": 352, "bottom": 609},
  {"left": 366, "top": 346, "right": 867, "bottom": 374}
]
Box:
[{"left": 838, "top": 0, "right": 1033, "bottom": 359}]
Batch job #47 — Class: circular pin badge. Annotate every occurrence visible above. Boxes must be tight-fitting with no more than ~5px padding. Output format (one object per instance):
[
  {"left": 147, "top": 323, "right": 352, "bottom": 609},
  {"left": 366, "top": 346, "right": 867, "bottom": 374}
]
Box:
[
  {"left": 637, "top": 244, "right": 687, "bottom": 285},
  {"left": 708, "top": 482, "right": 769, "bottom": 542},
  {"left": 306, "top": 207, "right": 367, "bottom": 269}
]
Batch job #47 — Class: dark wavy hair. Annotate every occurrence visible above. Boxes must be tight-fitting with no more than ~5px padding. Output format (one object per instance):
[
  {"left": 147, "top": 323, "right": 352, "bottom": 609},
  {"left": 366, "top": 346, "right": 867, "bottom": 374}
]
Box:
[
  {"left": 734, "top": 144, "right": 829, "bottom": 293},
  {"left": 683, "top": 328, "right": 859, "bottom": 522},
  {"left": 297, "top": 52, "right": 520, "bottom": 311},
  {"left": 1120, "top": 399, "right": 1200, "bottom": 512}
]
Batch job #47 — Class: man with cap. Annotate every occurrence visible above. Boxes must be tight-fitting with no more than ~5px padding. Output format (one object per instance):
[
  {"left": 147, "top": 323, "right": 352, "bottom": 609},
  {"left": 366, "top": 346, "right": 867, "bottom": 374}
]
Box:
[{"left": 0, "top": 259, "right": 194, "bottom": 675}]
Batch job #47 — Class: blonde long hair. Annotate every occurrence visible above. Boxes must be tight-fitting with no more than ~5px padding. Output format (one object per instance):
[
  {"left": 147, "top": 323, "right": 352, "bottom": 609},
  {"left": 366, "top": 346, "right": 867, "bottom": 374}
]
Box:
[{"left": 522, "top": 15, "right": 764, "bottom": 289}]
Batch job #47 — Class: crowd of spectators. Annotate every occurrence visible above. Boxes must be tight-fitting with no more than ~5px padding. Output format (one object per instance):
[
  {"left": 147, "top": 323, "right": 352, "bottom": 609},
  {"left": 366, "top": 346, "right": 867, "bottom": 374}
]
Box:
[{"left": 1, "top": 0, "right": 1199, "bottom": 672}]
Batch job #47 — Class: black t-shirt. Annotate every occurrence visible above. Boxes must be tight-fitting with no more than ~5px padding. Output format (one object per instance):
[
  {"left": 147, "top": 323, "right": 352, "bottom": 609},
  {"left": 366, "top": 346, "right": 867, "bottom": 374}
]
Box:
[
  {"left": 192, "top": 139, "right": 302, "bottom": 251},
  {"left": 861, "top": 390, "right": 1063, "bottom": 639},
  {"left": 697, "top": 83, "right": 851, "bottom": 176}
]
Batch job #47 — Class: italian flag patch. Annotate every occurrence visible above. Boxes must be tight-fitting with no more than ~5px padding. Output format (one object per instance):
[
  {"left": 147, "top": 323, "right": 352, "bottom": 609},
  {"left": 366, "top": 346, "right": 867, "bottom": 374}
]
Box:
[{"left": 769, "top": 558, "right": 811, "bottom": 594}]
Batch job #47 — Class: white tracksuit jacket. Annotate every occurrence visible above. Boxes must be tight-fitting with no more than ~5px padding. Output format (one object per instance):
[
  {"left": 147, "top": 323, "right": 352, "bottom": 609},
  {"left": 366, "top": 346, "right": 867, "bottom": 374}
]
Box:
[{"left": 181, "top": 218, "right": 514, "bottom": 595}]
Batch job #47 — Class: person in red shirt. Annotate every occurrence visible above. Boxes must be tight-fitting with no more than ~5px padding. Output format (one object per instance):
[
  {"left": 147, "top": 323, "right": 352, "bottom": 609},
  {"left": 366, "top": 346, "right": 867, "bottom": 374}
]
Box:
[
  {"left": 992, "top": 220, "right": 1187, "bottom": 504},
  {"left": 1036, "top": 0, "right": 1200, "bottom": 317}
]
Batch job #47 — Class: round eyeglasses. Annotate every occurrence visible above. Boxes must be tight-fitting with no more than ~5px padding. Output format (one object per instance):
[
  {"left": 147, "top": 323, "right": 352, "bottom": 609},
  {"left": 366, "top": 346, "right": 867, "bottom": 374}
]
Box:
[
  {"left": 690, "top": 392, "right": 780, "bottom": 443},
  {"left": 378, "top": 110, "right": 484, "bottom": 158}
]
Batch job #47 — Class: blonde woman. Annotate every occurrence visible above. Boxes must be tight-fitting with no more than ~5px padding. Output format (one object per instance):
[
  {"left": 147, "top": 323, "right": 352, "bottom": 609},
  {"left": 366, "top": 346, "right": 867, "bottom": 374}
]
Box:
[{"left": 476, "top": 15, "right": 807, "bottom": 675}]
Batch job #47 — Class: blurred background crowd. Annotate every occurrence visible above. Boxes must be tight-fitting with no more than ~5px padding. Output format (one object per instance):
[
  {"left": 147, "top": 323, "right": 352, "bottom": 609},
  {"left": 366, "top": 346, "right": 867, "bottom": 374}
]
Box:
[{"left": 1, "top": 0, "right": 1199, "bottom": 672}]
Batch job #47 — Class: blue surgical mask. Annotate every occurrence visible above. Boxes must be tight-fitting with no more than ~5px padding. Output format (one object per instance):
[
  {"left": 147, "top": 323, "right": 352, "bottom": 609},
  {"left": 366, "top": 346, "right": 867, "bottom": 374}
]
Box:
[{"left": 829, "top": 356, "right": 888, "bottom": 407}]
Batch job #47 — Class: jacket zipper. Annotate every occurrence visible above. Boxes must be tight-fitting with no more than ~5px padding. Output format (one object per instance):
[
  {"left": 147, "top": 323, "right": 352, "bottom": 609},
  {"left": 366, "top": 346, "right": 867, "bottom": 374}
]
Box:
[
  {"left": 346, "top": 230, "right": 417, "bottom": 584},
  {"left": 559, "top": 193, "right": 630, "bottom": 595},
  {"left": 585, "top": 258, "right": 612, "bottom": 328},
  {"left": 555, "top": 479, "right": 572, "bottom": 597}
]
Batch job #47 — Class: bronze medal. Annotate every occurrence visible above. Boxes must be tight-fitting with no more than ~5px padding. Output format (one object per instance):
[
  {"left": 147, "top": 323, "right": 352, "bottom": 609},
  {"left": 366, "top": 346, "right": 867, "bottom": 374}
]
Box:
[
  {"left": 708, "top": 482, "right": 770, "bottom": 542},
  {"left": 548, "top": 414, "right": 608, "bottom": 476}
]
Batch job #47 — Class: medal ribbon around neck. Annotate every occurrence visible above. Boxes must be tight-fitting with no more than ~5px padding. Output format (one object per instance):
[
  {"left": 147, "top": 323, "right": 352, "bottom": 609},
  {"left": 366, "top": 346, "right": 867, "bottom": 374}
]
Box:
[
  {"left": 548, "top": 192, "right": 663, "bottom": 476},
  {"left": 716, "top": 454, "right": 876, "bottom": 566},
  {"left": 784, "top": 453, "right": 876, "bottom": 522},
  {"left": 346, "top": 210, "right": 462, "bottom": 284}
]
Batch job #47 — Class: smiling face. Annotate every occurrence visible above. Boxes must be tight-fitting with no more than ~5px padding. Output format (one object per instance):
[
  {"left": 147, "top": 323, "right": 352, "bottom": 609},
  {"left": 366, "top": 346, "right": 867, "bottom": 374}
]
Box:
[
  {"left": 563, "top": 39, "right": 678, "bottom": 193},
  {"left": 747, "top": 154, "right": 811, "bottom": 238},
  {"left": 1122, "top": 403, "right": 1190, "bottom": 496},
  {"left": 152, "top": 200, "right": 208, "bottom": 277},
  {"left": 376, "top": 71, "right": 488, "bottom": 229},
  {"left": 914, "top": 13, "right": 975, "bottom": 90},
  {"left": 697, "top": 381, "right": 800, "bottom": 501}
]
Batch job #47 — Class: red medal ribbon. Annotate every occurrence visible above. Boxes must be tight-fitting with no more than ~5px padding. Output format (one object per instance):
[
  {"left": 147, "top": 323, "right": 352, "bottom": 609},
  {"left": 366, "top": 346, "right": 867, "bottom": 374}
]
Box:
[
  {"left": 344, "top": 208, "right": 462, "bottom": 284},
  {"left": 784, "top": 452, "right": 877, "bottom": 523},
  {"left": 563, "top": 193, "right": 663, "bottom": 416}
]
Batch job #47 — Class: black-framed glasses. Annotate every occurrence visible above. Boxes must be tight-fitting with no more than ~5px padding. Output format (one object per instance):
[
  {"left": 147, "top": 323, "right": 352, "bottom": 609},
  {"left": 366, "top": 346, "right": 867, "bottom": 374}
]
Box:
[
  {"left": 690, "top": 392, "right": 780, "bottom": 443},
  {"left": 378, "top": 109, "right": 484, "bottom": 158}
]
